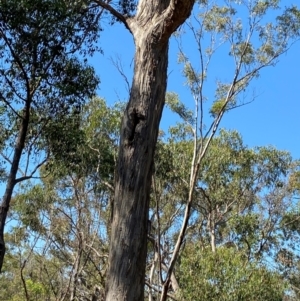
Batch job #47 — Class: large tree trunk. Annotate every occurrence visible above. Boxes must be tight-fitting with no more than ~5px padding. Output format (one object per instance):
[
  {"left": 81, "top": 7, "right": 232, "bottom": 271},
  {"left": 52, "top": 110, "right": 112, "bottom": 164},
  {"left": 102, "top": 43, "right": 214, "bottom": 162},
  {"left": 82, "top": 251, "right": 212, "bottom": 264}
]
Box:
[
  {"left": 104, "top": 1, "right": 195, "bottom": 300},
  {"left": 105, "top": 26, "right": 169, "bottom": 301}
]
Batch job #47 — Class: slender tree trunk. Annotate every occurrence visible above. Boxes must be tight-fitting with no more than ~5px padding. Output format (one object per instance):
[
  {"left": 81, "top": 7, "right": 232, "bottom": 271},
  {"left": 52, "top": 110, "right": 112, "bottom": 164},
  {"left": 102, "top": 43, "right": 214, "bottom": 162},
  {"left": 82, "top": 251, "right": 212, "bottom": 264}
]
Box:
[
  {"left": 207, "top": 212, "right": 216, "bottom": 253},
  {"left": 210, "top": 227, "right": 216, "bottom": 253},
  {"left": 69, "top": 200, "right": 83, "bottom": 301},
  {"left": 149, "top": 251, "right": 159, "bottom": 301},
  {"left": 0, "top": 103, "right": 31, "bottom": 271},
  {"left": 103, "top": 1, "right": 195, "bottom": 300}
]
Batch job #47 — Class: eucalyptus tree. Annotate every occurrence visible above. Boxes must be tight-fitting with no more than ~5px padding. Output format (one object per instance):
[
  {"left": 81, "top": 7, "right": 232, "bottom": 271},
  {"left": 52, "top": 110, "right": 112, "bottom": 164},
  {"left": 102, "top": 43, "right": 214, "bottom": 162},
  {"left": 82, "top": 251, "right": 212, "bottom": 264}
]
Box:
[
  {"left": 90, "top": 1, "right": 300, "bottom": 300},
  {"left": 0, "top": 0, "right": 100, "bottom": 271},
  {"left": 0, "top": 98, "right": 122, "bottom": 301},
  {"left": 178, "top": 245, "right": 286, "bottom": 301},
  {"left": 1, "top": 96, "right": 299, "bottom": 300},
  {"left": 91, "top": 1, "right": 195, "bottom": 300},
  {"left": 149, "top": 127, "right": 299, "bottom": 300}
]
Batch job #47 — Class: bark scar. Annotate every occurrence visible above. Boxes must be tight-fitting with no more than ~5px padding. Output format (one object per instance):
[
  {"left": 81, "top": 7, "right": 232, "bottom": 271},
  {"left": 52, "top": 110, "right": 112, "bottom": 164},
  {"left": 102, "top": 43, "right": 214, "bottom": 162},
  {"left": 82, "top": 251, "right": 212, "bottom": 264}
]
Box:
[{"left": 126, "top": 108, "right": 145, "bottom": 143}]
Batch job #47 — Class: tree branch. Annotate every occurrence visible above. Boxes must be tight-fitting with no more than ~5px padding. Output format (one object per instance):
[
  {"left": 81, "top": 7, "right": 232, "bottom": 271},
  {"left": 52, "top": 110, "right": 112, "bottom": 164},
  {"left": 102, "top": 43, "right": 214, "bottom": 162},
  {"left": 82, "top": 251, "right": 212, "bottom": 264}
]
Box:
[
  {"left": 161, "top": 0, "right": 195, "bottom": 41},
  {"left": 20, "top": 260, "right": 30, "bottom": 301},
  {"left": 15, "top": 157, "right": 48, "bottom": 184},
  {"left": 93, "top": 0, "right": 132, "bottom": 33},
  {"left": 145, "top": 281, "right": 179, "bottom": 301}
]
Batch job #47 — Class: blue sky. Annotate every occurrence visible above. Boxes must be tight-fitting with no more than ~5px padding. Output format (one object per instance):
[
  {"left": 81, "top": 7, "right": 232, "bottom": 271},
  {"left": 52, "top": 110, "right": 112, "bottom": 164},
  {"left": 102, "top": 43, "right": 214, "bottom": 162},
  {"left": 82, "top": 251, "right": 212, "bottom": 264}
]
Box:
[{"left": 90, "top": 2, "right": 300, "bottom": 160}]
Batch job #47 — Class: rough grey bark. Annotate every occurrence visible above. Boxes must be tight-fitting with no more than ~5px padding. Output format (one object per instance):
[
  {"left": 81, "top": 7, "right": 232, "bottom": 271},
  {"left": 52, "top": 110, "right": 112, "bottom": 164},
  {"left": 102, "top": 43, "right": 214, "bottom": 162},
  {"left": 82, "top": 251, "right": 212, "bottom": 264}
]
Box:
[
  {"left": 97, "top": 1, "right": 196, "bottom": 300},
  {"left": 106, "top": 30, "right": 168, "bottom": 301}
]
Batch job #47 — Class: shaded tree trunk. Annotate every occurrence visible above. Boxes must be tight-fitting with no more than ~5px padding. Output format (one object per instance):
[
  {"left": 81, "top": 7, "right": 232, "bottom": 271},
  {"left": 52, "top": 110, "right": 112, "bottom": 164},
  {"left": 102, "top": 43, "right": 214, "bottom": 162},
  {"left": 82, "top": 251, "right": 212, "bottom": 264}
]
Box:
[
  {"left": 0, "top": 103, "right": 31, "bottom": 271},
  {"left": 106, "top": 27, "right": 169, "bottom": 301},
  {"left": 103, "top": 1, "right": 195, "bottom": 300}
]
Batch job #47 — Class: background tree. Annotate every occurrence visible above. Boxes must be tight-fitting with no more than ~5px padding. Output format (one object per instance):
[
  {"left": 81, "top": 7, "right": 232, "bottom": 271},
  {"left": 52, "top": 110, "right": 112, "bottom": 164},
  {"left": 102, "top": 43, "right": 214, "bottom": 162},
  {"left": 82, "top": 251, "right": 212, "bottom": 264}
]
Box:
[
  {"left": 1, "top": 0, "right": 300, "bottom": 300},
  {"left": 0, "top": 0, "right": 100, "bottom": 271},
  {"left": 178, "top": 245, "right": 286, "bottom": 301},
  {"left": 1, "top": 99, "right": 300, "bottom": 300},
  {"left": 89, "top": 0, "right": 300, "bottom": 300},
  {"left": 92, "top": 1, "right": 196, "bottom": 300},
  {"left": 148, "top": 126, "right": 300, "bottom": 300},
  {"left": 147, "top": 1, "right": 300, "bottom": 299},
  {"left": 0, "top": 98, "right": 122, "bottom": 301}
]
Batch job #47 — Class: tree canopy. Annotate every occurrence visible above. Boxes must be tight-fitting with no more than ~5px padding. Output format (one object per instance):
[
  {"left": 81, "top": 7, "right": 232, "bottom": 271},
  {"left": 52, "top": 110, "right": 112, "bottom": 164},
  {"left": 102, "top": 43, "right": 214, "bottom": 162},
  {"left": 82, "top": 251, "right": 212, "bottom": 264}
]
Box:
[{"left": 0, "top": 0, "right": 300, "bottom": 300}]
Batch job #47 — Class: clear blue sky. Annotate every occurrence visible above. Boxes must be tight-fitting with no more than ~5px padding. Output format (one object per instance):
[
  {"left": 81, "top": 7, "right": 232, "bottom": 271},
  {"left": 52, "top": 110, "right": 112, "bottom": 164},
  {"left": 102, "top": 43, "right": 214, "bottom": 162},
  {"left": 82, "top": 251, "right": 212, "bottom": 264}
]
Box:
[{"left": 91, "top": 2, "right": 300, "bottom": 160}]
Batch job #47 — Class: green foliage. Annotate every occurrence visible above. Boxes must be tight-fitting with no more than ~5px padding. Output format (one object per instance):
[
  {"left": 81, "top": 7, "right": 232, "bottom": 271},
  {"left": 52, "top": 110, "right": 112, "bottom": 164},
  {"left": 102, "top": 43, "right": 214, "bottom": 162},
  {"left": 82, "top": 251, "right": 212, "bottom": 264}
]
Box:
[
  {"left": 12, "top": 184, "right": 48, "bottom": 233},
  {"left": 228, "top": 213, "right": 260, "bottom": 247},
  {"left": 277, "top": 5, "right": 300, "bottom": 37},
  {"left": 252, "top": 0, "right": 279, "bottom": 16},
  {"left": 0, "top": 0, "right": 100, "bottom": 180},
  {"left": 151, "top": 125, "right": 299, "bottom": 298},
  {"left": 166, "top": 92, "right": 194, "bottom": 124},
  {"left": 177, "top": 0, "right": 300, "bottom": 124},
  {"left": 0, "top": 98, "right": 122, "bottom": 300},
  {"left": 45, "top": 97, "right": 123, "bottom": 185},
  {"left": 202, "top": 5, "right": 236, "bottom": 33},
  {"left": 1, "top": 0, "right": 300, "bottom": 299},
  {"left": 230, "top": 42, "right": 255, "bottom": 65},
  {"left": 118, "top": 0, "right": 137, "bottom": 15},
  {"left": 178, "top": 245, "right": 287, "bottom": 301},
  {"left": 25, "top": 279, "right": 47, "bottom": 299}
]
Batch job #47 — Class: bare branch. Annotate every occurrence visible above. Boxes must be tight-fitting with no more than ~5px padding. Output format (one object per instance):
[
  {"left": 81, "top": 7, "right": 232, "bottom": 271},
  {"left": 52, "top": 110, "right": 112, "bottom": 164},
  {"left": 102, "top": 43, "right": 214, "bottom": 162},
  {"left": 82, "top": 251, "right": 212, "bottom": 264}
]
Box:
[
  {"left": 20, "top": 260, "right": 30, "bottom": 301},
  {"left": 145, "top": 281, "right": 179, "bottom": 301},
  {"left": 15, "top": 157, "right": 48, "bottom": 184},
  {"left": 110, "top": 55, "right": 131, "bottom": 94},
  {"left": 93, "top": 0, "right": 132, "bottom": 33},
  {"left": 0, "top": 151, "right": 25, "bottom": 177}
]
